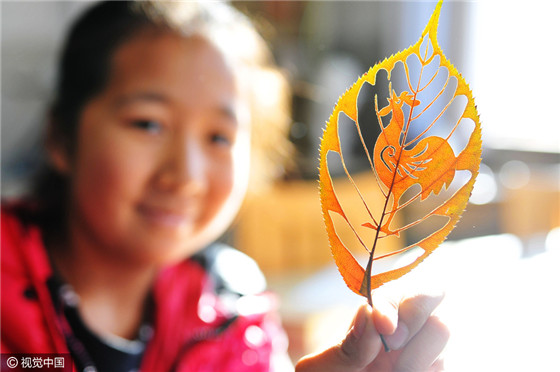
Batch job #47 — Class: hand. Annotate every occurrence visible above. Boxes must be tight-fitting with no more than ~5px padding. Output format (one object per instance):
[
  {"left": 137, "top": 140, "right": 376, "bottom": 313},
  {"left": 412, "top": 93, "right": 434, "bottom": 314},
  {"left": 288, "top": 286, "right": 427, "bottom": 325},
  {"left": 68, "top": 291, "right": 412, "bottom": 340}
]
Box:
[{"left": 295, "top": 291, "right": 449, "bottom": 372}]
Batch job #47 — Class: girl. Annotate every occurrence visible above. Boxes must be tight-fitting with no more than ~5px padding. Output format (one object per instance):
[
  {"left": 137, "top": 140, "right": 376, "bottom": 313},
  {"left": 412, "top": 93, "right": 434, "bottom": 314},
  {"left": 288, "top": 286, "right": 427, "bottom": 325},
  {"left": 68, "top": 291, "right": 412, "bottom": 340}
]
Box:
[{"left": 1, "top": 2, "right": 448, "bottom": 371}]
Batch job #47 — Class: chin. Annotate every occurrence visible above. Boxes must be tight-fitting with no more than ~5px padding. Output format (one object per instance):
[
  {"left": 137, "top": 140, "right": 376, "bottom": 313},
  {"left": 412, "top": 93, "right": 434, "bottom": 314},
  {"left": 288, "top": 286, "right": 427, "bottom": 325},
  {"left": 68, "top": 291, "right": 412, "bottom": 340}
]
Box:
[{"left": 118, "top": 234, "right": 198, "bottom": 267}]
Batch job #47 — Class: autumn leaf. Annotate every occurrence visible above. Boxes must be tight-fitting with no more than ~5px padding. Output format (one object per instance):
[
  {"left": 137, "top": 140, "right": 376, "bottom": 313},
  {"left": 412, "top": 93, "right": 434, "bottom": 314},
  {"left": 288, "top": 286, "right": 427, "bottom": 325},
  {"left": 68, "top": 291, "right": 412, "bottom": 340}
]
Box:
[{"left": 318, "top": 0, "right": 482, "bottom": 302}]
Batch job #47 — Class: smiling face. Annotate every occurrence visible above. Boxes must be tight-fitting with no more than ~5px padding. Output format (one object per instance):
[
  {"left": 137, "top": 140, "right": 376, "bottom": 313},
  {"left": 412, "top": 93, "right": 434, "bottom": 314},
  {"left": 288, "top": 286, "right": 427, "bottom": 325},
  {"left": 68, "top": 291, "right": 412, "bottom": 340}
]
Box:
[{"left": 54, "top": 31, "right": 251, "bottom": 266}]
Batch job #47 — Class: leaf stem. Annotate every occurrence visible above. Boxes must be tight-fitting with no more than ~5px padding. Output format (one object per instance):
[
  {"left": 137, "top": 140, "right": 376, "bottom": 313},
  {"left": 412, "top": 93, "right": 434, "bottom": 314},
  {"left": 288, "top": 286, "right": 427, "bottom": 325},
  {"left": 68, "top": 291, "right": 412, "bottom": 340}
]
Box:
[
  {"left": 365, "top": 31, "right": 430, "bottom": 354},
  {"left": 366, "top": 224, "right": 390, "bottom": 352},
  {"left": 380, "top": 335, "right": 390, "bottom": 353}
]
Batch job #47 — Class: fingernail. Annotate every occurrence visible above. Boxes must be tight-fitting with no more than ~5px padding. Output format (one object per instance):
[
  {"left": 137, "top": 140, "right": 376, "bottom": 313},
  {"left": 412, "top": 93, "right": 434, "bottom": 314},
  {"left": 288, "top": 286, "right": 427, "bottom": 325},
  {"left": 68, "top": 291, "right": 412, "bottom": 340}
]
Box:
[{"left": 385, "top": 320, "right": 409, "bottom": 350}]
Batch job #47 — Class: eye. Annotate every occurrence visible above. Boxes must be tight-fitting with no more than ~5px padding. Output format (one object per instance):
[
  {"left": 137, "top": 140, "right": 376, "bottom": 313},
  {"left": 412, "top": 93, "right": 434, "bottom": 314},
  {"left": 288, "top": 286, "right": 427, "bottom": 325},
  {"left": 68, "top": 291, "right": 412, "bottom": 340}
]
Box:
[
  {"left": 210, "top": 133, "right": 232, "bottom": 146},
  {"left": 132, "top": 120, "right": 163, "bottom": 134}
]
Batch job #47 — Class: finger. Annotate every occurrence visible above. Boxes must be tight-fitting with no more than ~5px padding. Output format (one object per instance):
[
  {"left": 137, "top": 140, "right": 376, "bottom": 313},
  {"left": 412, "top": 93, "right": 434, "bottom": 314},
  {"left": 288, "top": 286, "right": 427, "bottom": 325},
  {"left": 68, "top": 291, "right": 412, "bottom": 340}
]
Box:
[
  {"left": 394, "top": 315, "right": 450, "bottom": 372},
  {"left": 296, "top": 305, "right": 383, "bottom": 372},
  {"left": 370, "top": 292, "right": 399, "bottom": 335},
  {"left": 432, "top": 357, "right": 445, "bottom": 372},
  {"left": 384, "top": 292, "right": 444, "bottom": 350}
]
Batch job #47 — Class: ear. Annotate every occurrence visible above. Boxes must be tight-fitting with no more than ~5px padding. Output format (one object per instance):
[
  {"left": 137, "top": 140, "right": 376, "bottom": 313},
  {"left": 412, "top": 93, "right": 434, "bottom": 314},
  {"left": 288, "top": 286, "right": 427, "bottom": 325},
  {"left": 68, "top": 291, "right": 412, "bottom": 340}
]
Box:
[{"left": 45, "top": 117, "right": 71, "bottom": 174}]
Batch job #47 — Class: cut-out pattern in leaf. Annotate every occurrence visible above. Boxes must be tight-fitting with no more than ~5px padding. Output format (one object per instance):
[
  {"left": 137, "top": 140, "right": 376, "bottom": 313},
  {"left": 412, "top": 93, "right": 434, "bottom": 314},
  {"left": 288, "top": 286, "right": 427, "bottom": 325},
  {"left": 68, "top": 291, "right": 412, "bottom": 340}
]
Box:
[{"left": 319, "top": 0, "right": 482, "bottom": 301}]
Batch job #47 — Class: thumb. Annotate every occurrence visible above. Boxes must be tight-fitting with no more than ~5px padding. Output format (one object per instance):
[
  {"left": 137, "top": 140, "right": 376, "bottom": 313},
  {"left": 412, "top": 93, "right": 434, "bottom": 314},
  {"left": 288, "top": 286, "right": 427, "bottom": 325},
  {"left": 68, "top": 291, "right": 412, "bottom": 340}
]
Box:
[
  {"left": 296, "top": 305, "right": 384, "bottom": 372},
  {"left": 339, "top": 304, "right": 385, "bottom": 368}
]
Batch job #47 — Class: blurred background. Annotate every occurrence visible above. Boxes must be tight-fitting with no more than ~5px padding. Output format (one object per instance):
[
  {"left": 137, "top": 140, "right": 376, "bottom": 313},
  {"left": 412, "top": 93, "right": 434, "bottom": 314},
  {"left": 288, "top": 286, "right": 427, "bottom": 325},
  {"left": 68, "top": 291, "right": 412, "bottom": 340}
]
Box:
[{"left": 2, "top": 1, "right": 559, "bottom": 370}]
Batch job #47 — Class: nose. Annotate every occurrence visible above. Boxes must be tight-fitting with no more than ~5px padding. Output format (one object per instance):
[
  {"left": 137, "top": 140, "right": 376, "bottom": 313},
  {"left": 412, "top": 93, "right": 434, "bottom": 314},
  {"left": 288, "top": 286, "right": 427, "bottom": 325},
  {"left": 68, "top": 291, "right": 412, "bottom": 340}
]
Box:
[{"left": 155, "top": 134, "right": 206, "bottom": 194}]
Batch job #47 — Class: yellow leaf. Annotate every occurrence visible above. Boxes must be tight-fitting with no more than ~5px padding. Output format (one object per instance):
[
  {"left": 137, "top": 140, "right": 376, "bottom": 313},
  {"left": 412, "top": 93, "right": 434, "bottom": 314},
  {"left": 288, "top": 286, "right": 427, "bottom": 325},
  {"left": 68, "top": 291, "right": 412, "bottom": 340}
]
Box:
[{"left": 319, "top": 0, "right": 482, "bottom": 300}]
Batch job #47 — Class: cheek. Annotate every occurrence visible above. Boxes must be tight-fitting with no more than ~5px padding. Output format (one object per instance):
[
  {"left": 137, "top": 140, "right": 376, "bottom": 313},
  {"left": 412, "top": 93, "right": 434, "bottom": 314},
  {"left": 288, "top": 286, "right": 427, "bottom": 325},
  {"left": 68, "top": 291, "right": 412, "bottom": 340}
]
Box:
[
  {"left": 71, "top": 133, "right": 152, "bottom": 229},
  {"left": 234, "top": 128, "right": 252, "bottom": 190},
  {"left": 231, "top": 141, "right": 251, "bottom": 200},
  {"left": 211, "top": 139, "right": 251, "bottom": 215},
  {"left": 197, "top": 141, "right": 250, "bottom": 238},
  {"left": 205, "top": 160, "right": 236, "bottom": 217}
]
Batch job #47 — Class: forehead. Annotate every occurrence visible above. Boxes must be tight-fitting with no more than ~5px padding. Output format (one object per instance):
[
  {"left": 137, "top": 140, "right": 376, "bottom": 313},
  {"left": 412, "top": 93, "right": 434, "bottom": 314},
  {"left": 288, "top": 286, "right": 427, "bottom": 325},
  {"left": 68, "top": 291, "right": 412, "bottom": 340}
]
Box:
[{"left": 106, "top": 31, "right": 242, "bottom": 109}]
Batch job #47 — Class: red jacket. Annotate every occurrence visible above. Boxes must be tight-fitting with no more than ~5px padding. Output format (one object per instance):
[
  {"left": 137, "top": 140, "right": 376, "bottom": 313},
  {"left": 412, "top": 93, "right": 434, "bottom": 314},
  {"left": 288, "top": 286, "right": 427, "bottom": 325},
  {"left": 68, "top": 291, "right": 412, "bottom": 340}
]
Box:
[{"left": 1, "top": 207, "right": 288, "bottom": 371}]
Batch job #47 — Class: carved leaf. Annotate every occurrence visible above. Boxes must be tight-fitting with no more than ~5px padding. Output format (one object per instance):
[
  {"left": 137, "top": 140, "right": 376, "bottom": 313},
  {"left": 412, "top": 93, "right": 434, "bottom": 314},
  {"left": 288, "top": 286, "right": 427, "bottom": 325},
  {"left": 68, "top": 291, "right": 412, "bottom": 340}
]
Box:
[{"left": 318, "top": 0, "right": 482, "bottom": 299}]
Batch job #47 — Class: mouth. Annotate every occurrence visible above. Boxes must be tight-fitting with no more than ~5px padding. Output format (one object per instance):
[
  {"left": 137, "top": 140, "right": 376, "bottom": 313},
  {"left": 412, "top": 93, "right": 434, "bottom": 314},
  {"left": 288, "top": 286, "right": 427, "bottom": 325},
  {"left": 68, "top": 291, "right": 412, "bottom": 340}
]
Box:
[{"left": 137, "top": 204, "right": 195, "bottom": 229}]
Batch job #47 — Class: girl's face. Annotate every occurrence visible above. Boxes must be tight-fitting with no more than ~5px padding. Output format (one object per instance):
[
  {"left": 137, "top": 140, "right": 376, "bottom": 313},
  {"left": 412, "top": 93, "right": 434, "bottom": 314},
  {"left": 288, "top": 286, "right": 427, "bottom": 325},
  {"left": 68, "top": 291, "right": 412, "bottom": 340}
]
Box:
[{"left": 57, "top": 32, "right": 251, "bottom": 265}]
